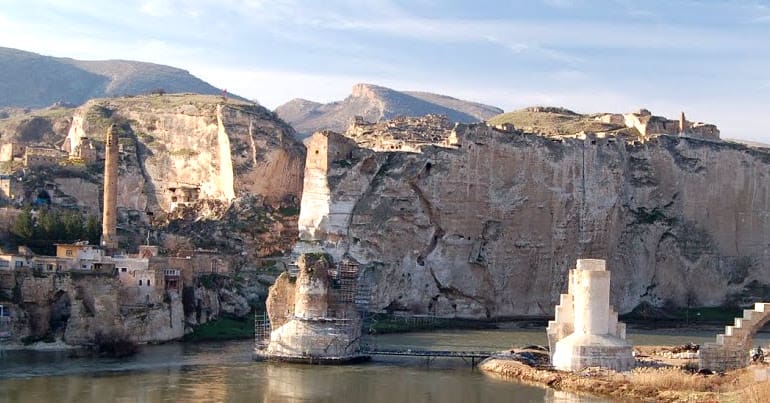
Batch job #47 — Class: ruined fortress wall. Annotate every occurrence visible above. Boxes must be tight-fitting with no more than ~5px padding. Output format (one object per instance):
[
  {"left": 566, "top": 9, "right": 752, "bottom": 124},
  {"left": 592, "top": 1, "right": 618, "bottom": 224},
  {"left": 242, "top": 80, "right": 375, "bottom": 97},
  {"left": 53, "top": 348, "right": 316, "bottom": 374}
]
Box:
[
  {"left": 298, "top": 132, "right": 359, "bottom": 240},
  {"left": 301, "top": 125, "right": 770, "bottom": 318}
]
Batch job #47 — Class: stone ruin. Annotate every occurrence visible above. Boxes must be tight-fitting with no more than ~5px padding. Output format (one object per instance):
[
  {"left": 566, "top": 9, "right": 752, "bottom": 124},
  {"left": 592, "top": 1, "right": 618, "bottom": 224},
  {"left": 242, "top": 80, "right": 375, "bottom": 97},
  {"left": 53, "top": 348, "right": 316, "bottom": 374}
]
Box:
[
  {"left": 257, "top": 253, "right": 367, "bottom": 363},
  {"left": 599, "top": 109, "right": 720, "bottom": 141},
  {"left": 548, "top": 259, "right": 634, "bottom": 372},
  {"left": 345, "top": 114, "right": 454, "bottom": 152},
  {"left": 699, "top": 302, "right": 770, "bottom": 372}
]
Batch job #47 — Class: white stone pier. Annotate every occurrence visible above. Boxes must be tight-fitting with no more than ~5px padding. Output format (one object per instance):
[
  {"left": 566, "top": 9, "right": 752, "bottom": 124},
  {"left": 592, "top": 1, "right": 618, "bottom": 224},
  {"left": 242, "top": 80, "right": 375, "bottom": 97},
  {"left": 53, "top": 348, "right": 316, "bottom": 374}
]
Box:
[{"left": 549, "top": 259, "right": 634, "bottom": 372}]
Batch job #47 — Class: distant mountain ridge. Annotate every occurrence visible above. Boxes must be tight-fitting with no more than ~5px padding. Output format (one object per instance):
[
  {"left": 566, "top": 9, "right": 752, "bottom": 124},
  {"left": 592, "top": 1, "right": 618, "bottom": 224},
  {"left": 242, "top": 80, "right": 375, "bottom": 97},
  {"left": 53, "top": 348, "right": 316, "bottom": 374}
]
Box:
[
  {"left": 0, "top": 47, "right": 226, "bottom": 108},
  {"left": 275, "top": 83, "right": 503, "bottom": 137}
]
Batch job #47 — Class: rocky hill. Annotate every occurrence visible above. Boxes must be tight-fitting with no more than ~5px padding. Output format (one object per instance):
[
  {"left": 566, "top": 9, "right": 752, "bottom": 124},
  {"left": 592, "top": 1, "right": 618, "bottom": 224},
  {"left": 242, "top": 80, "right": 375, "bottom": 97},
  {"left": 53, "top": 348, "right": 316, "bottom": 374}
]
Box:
[
  {"left": 295, "top": 116, "right": 769, "bottom": 319},
  {"left": 488, "top": 106, "right": 719, "bottom": 140},
  {"left": 1, "top": 93, "right": 305, "bottom": 258},
  {"left": 275, "top": 83, "right": 502, "bottom": 137},
  {"left": 0, "top": 47, "right": 226, "bottom": 109}
]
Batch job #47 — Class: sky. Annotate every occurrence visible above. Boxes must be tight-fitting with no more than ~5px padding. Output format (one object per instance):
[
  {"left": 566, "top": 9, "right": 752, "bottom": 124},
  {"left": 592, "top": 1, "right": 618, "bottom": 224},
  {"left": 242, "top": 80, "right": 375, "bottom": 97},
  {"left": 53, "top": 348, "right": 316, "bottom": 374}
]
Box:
[{"left": 1, "top": 0, "right": 770, "bottom": 141}]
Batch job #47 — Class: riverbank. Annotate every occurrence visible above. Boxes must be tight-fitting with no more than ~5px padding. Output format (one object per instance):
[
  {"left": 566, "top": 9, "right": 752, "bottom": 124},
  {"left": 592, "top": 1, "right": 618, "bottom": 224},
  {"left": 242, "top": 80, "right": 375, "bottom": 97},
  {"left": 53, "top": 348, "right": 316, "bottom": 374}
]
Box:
[
  {"left": 479, "top": 346, "right": 770, "bottom": 402},
  {"left": 0, "top": 339, "right": 77, "bottom": 351}
]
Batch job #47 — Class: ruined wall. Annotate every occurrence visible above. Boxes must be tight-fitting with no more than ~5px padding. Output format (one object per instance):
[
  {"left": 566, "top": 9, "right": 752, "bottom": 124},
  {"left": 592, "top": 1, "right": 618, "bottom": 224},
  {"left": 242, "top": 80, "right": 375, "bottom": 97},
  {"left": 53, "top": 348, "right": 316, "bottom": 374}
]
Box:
[
  {"left": 265, "top": 272, "right": 296, "bottom": 329},
  {"left": 299, "top": 125, "right": 770, "bottom": 318}
]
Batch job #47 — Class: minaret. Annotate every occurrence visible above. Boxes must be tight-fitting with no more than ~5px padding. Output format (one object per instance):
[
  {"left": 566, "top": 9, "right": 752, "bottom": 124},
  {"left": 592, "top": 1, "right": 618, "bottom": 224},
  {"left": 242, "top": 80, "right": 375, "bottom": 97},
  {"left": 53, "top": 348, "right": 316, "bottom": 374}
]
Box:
[
  {"left": 101, "top": 124, "right": 119, "bottom": 251},
  {"left": 679, "top": 111, "right": 687, "bottom": 134}
]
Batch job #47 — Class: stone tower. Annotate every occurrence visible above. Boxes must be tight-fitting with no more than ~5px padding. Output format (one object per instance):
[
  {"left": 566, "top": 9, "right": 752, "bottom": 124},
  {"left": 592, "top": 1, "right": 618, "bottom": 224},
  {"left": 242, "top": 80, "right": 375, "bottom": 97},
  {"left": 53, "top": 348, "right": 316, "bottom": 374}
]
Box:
[
  {"left": 679, "top": 111, "right": 687, "bottom": 134},
  {"left": 101, "top": 124, "right": 119, "bottom": 250}
]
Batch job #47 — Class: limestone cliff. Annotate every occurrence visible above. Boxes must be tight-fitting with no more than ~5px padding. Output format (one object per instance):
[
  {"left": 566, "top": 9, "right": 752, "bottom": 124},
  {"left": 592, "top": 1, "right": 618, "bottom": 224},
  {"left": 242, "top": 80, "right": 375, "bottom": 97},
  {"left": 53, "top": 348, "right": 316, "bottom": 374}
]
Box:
[
  {"left": 63, "top": 94, "right": 304, "bottom": 211},
  {"left": 8, "top": 94, "right": 306, "bottom": 257},
  {"left": 5, "top": 271, "right": 184, "bottom": 344},
  {"left": 298, "top": 124, "right": 770, "bottom": 319}
]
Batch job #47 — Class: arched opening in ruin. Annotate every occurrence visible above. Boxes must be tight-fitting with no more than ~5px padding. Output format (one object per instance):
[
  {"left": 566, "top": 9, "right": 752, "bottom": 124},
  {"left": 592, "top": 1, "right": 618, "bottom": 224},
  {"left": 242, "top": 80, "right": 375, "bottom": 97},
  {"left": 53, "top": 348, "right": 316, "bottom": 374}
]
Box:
[
  {"left": 35, "top": 190, "right": 51, "bottom": 206},
  {"left": 729, "top": 305, "right": 770, "bottom": 350},
  {"left": 700, "top": 303, "right": 770, "bottom": 371}
]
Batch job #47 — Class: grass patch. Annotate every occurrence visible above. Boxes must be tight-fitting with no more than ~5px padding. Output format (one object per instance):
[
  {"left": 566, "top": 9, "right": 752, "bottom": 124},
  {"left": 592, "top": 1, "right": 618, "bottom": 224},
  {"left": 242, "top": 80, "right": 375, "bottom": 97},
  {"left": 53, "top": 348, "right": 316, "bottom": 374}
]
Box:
[
  {"left": 184, "top": 316, "right": 255, "bottom": 342},
  {"left": 169, "top": 148, "right": 199, "bottom": 159},
  {"left": 277, "top": 206, "right": 300, "bottom": 216},
  {"left": 488, "top": 108, "right": 626, "bottom": 137},
  {"left": 368, "top": 314, "right": 496, "bottom": 334},
  {"left": 622, "top": 302, "right": 743, "bottom": 325}
]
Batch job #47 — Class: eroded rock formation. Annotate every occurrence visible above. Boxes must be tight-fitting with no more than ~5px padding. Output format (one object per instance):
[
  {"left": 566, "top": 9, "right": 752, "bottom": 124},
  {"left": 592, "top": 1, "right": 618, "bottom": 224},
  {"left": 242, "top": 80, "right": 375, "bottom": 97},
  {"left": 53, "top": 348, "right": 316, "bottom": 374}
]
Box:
[
  {"left": 296, "top": 120, "right": 770, "bottom": 319},
  {"left": 5, "top": 271, "right": 184, "bottom": 344},
  {"left": 262, "top": 253, "right": 363, "bottom": 362}
]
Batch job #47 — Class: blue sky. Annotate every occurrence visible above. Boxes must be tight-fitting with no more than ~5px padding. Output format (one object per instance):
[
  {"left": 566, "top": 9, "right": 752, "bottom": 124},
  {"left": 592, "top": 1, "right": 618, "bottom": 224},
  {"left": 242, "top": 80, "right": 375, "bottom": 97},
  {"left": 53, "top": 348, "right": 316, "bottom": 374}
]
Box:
[{"left": 1, "top": 0, "right": 770, "bottom": 141}]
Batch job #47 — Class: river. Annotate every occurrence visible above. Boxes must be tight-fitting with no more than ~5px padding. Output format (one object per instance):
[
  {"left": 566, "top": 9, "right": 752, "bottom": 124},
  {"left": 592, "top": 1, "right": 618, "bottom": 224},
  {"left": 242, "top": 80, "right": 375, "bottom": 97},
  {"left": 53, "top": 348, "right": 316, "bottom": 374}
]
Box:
[{"left": 1, "top": 327, "right": 767, "bottom": 403}]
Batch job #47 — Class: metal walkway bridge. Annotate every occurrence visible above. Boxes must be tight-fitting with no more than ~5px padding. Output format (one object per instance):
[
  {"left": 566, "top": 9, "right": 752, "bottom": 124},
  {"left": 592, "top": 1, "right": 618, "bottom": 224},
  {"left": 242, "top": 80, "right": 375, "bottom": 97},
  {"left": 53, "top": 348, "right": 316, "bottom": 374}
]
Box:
[{"left": 361, "top": 348, "right": 496, "bottom": 366}]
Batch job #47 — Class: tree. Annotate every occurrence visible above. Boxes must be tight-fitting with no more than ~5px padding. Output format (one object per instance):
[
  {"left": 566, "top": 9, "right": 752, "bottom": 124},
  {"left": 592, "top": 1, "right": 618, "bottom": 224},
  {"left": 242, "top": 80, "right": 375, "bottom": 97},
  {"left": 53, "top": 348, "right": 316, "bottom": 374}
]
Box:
[
  {"left": 36, "top": 208, "right": 64, "bottom": 241},
  {"left": 12, "top": 207, "right": 34, "bottom": 244},
  {"left": 85, "top": 215, "right": 101, "bottom": 246},
  {"left": 62, "top": 212, "right": 85, "bottom": 241}
]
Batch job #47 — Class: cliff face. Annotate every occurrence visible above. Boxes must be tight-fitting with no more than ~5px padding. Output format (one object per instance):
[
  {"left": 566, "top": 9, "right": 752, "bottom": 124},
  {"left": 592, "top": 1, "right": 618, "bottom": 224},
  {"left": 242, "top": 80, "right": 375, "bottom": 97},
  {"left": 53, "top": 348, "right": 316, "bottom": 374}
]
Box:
[
  {"left": 44, "top": 94, "right": 305, "bottom": 257},
  {"left": 64, "top": 95, "right": 304, "bottom": 211},
  {"left": 6, "top": 272, "right": 184, "bottom": 344},
  {"left": 298, "top": 126, "right": 770, "bottom": 318}
]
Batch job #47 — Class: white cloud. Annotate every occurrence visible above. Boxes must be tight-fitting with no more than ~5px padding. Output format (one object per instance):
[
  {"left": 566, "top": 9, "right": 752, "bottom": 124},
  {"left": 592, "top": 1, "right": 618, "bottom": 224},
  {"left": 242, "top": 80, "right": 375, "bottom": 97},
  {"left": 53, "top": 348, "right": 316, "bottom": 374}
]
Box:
[{"left": 140, "top": 0, "right": 173, "bottom": 17}]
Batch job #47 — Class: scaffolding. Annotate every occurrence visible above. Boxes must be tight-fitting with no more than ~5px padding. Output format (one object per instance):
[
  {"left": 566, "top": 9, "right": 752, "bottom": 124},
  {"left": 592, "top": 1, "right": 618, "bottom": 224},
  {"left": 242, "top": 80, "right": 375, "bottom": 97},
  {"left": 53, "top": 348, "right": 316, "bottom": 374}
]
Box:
[
  {"left": 254, "top": 312, "right": 271, "bottom": 350},
  {"left": 257, "top": 258, "right": 375, "bottom": 359}
]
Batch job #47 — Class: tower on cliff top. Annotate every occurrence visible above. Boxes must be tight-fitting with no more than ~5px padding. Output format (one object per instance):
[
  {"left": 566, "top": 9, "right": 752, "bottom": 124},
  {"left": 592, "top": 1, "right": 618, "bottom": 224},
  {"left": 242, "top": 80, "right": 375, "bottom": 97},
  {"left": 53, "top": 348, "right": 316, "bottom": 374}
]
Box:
[
  {"left": 679, "top": 111, "right": 688, "bottom": 134},
  {"left": 101, "top": 124, "right": 119, "bottom": 251}
]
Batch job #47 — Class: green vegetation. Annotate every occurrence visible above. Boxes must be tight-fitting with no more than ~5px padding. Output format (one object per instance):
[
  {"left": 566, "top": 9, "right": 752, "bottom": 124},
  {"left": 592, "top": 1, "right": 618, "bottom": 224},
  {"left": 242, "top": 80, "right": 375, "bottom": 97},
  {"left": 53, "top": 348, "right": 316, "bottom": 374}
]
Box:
[
  {"left": 12, "top": 207, "right": 101, "bottom": 253},
  {"left": 621, "top": 302, "right": 742, "bottom": 325},
  {"left": 277, "top": 206, "right": 300, "bottom": 216},
  {"left": 169, "top": 148, "right": 199, "bottom": 159},
  {"left": 367, "top": 314, "right": 496, "bottom": 334},
  {"left": 183, "top": 316, "right": 256, "bottom": 342}
]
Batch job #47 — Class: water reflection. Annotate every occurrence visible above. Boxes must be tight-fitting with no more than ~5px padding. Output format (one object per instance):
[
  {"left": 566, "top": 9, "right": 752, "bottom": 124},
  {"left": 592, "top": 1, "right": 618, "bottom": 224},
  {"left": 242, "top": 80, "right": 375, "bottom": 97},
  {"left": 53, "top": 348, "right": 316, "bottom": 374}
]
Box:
[
  {"left": 2, "top": 327, "right": 761, "bottom": 403},
  {"left": 262, "top": 363, "right": 550, "bottom": 403}
]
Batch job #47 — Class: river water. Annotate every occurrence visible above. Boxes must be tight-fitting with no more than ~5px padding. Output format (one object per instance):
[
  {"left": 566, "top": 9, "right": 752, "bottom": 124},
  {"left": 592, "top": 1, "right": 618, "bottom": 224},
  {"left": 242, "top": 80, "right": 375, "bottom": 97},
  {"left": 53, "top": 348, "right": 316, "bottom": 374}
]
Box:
[{"left": 1, "top": 327, "right": 767, "bottom": 403}]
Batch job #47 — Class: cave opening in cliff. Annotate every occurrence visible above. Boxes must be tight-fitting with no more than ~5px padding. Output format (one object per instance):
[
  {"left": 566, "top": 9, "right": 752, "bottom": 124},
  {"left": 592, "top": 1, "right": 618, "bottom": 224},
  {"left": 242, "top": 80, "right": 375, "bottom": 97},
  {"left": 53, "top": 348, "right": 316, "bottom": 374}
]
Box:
[{"left": 49, "top": 290, "right": 71, "bottom": 337}]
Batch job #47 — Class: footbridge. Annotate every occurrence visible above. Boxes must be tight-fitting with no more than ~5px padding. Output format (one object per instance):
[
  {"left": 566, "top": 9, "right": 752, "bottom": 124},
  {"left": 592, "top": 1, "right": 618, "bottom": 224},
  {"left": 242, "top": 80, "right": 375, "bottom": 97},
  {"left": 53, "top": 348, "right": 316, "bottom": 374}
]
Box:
[{"left": 362, "top": 348, "right": 496, "bottom": 367}]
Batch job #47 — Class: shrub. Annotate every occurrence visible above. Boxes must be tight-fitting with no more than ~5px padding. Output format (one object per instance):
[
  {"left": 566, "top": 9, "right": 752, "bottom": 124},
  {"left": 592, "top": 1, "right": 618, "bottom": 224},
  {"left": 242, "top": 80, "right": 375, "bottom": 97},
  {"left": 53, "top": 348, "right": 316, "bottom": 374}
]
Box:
[{"left": 93, "top": 329, "right": 139, "bottom": 358}]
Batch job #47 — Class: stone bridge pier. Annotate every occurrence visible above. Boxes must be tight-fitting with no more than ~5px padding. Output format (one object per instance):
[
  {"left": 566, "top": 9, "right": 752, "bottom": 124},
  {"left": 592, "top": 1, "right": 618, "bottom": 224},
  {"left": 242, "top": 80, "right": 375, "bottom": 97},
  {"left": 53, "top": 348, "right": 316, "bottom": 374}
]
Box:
[
  {"left": 699, "top": 302, "right": 770, "bottom": 372},
  {"left": 548, "top": 259, "right": 634, "bottom": 372}
]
